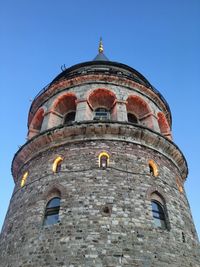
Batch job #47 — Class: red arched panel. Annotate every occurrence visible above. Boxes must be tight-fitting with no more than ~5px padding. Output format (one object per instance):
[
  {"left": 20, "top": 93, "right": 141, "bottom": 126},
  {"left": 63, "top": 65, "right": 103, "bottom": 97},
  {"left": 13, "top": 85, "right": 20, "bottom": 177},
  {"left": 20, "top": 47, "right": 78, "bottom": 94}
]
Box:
[
  {"left": 30, "top": 108, "right": 45, "bottom": 131},
  {"left": 126, "top": 95, "right": 151, "bottom": 118},
  {"left": 53, "top": 93, "right": 77, "bottom": 115},
  {"left": 88, "top": 88, "right": 116, "bottom": 110},
  {"left": 157, "top": 112, "right": 170, "bottom": 134}
]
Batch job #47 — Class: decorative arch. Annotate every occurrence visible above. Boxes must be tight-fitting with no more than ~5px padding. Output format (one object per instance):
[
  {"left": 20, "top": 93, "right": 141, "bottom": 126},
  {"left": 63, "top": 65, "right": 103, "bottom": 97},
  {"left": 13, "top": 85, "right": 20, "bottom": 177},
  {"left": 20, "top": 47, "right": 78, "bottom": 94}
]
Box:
[
  {"left": 126, "top": 95, "right": 154, "bottom": 128},
  {"left": 43, "top": 183, "right": 66, "bottom": 201},
  {"left": 88, "top": 88, "right": 116, "bottom": 110},
  {"left": 47, "top": 93, "right": 77, "bottom": 127},
  {"left": 126, "top": 95, "right": 151, "bottom": 119},
  {"left": 157, "top": 112, "right": 172, "bottom": 140},
  {"left": 52, "top": 93, "right": 77, "bottom": 116},
  {"left": 151, "top": 191, "right": 165, "bottom": 205},
  {"left": 28, "top": 107, "right": 45, "bottom": 138},
  {"left": 146, "top": 186, "right": 168, "bottom": 202}
]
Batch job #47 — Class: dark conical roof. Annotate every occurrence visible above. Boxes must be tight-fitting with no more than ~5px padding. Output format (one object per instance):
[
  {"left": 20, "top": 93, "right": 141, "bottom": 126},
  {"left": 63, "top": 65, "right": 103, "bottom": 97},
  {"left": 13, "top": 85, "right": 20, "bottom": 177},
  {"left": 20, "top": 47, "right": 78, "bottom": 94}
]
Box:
[
  {"left": 93, "top": 52, "right": 109, "bottom": 61},
  {"left": 93, "top": 38, "right": 109, "bottom": 61}
]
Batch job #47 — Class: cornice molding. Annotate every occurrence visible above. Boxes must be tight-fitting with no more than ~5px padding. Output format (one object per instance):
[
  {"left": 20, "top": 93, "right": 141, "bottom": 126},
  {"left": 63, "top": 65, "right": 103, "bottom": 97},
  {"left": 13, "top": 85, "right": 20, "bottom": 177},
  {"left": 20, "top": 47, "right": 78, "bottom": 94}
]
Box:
[{"left": 12, "top": 121, "right": 187, "bottom": 182}]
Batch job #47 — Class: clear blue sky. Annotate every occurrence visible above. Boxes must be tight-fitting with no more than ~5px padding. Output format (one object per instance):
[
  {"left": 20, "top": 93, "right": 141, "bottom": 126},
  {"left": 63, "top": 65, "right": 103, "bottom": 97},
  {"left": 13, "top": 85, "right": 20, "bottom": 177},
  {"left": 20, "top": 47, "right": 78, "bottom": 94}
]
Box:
[{"left": 1, "top": 0, "right": 200, "bottom": 238}]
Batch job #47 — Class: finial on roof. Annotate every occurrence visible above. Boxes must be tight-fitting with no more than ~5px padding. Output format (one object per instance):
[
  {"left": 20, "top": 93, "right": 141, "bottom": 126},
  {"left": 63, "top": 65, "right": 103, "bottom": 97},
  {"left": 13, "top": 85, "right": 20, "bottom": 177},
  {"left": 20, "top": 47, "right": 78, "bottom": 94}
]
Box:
[
  {"left": 93, "top": 38, "right": 109, "bottom": 61},
  {"left": 98, "top": 37, "right": 104, "bottom": 53}
]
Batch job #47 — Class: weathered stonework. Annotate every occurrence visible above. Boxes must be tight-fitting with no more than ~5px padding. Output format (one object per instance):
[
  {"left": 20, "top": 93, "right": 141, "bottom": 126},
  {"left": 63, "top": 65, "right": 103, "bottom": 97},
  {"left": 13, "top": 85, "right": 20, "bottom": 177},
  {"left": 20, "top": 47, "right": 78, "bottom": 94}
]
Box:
[{"left": 0, "top": 52, "right": 199, "bottom": 267}]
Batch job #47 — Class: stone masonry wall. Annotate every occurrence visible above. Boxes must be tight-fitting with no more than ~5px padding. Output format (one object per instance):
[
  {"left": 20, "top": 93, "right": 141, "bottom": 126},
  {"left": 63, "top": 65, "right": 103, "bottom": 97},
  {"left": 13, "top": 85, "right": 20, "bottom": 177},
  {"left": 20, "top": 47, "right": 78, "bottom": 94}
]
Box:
[
  {"left": 30, "top": 81, "right": 169, "bottom": 138},
  {"left": 0, "top": 140, "right": 199, "bottom": 267}
]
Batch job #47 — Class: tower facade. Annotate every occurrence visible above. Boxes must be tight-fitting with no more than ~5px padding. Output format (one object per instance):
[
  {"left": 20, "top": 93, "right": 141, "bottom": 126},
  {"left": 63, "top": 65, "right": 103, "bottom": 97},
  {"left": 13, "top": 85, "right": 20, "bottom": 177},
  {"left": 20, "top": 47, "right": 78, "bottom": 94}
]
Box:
[{"left": 1, "top": 43, "right": 199, "bottom": 267}]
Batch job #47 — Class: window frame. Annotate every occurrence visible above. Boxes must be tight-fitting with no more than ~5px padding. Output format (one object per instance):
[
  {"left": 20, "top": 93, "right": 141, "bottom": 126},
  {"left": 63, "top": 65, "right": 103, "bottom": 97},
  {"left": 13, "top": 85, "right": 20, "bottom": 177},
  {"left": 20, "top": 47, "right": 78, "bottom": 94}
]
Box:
[
  {"left": 63, "top": 110, "right": 76, "bottom": 124},
  {"left": 94, "top": 107, "right": 110, "bottom": 121},
  {"left": 151, "top": 199, "right": 167, "bottom": 230},
  {"left": 98, "top": 152, "right": 109, "bottom": 168},
  {"left": 43, "top": 197, "right": 61, "bottom": 226},
  {"left": 127, "top": 112, "right": 138, "bottom": 123}
]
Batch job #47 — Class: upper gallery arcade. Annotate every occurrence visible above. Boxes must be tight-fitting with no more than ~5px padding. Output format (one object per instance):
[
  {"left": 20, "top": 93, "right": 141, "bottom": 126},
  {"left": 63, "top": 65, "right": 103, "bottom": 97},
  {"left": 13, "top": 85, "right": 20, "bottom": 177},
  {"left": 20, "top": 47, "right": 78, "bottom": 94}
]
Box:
[{"left": 28, "top": 40, "right": 172, "bottom": 141}]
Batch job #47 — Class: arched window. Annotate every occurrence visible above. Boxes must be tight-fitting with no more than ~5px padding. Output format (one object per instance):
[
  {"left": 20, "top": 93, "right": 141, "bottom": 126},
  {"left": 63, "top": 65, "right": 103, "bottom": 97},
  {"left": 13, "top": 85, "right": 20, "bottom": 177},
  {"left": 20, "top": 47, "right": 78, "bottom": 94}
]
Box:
[
  {"left": 176, "top": 177, "right": 183, "bottom": 193},
  {"left": 20, "top": 171, "right": 28, "bottom": 187},
  {"left": 127, "top": 113, "right": 138, "bottom": 123},
  {"left": 51, "top": 93, "right": 77, "bottom": 128},
  {"left": 151, "top": 193, "right": 167, "bottom": 229},
  {"left": 94, "top": 108, "right": 110, "bottom": 120},
  {"left": 43, "top": 197, "right": 61, "bottom": 226},
  {"left": 148, "top": 160, "right": 158, "bottom": 177},
  {"left": 88, "top": 88, "right": 116, "bottom": 120},
  {"left": 99, "top": 152, "right": 109, "bottom": 168},
  {"left": 126, "top": 95, "right": 152, "bottom": 128},
  {"left": 52, "top": 156, "right": 63, "bottom": 173},
  {"left": 64, "top": 111, "right": 76, "bottom": 124}
]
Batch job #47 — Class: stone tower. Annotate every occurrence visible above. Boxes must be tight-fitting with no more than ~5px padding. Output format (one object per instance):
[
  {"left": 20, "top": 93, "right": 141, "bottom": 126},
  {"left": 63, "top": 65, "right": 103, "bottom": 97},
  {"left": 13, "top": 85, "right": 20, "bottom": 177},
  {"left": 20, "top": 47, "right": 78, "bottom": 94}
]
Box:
[{"left": 0, "top": 41, "right": 199, "bottom": 267}]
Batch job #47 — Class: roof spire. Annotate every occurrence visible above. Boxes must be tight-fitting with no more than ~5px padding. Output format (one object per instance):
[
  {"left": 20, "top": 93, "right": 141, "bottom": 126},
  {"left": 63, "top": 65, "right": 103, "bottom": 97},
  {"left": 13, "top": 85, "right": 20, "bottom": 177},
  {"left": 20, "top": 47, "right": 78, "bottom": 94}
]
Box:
[
  {"left": 98, "top": 37, "right": 104, "bottom": 53},
  {"left": 93, "top": 38, "right": 109, "bottom": 61}
]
